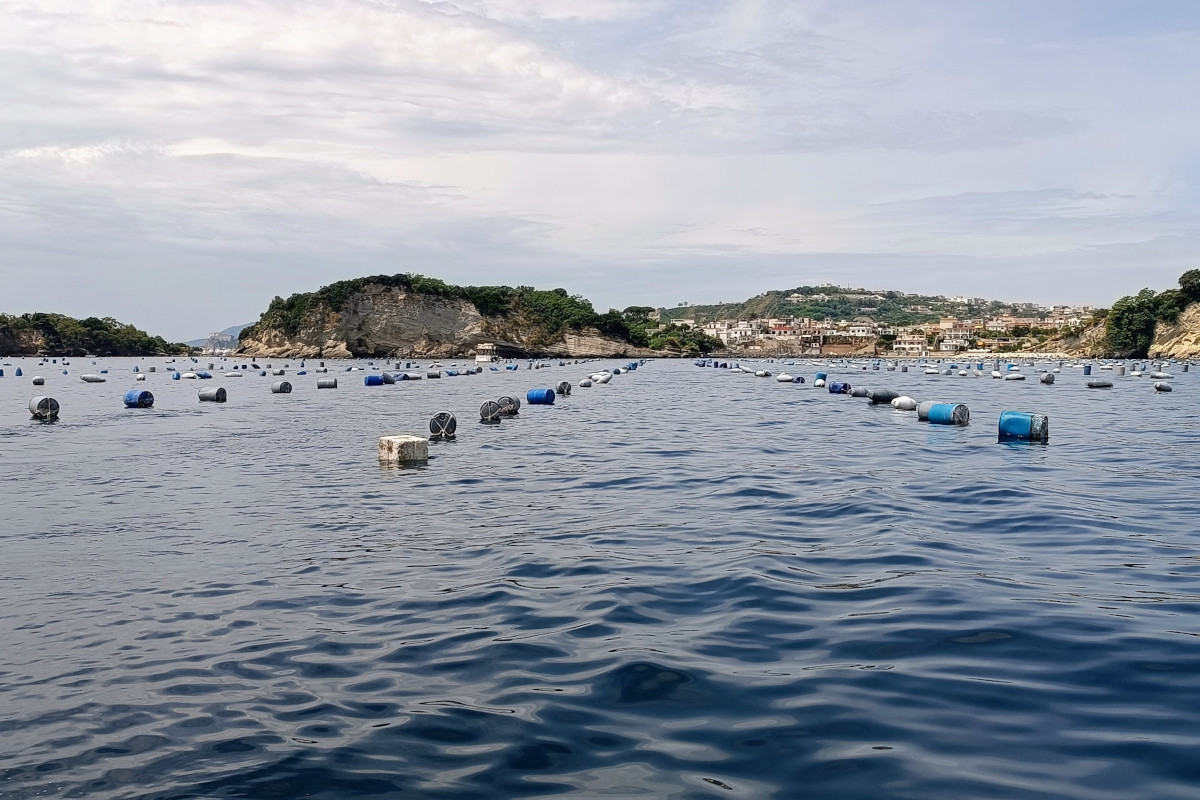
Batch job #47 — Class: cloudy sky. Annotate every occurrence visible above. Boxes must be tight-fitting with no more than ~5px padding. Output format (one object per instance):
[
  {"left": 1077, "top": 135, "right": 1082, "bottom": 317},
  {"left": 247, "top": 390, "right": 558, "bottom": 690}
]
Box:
[{"left": 3, "top": 0, "right": 1199, "bottom": 339}]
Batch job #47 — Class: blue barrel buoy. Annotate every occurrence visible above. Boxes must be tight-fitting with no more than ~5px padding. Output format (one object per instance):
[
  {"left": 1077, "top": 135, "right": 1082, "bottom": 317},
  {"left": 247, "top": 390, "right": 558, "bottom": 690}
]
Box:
[
  {"left": 1083, "top": 365, "right": 1092, "bottom": 376},
  {"left": 172, "top": 371, "right": 181, "bottom": 380},
  {"left": 998, "top": 411, "right": 1048, "bottom": 442},
  {"left": 827, "top": 381, "right": 851, "bottom": 394},
  {"left": 123, "top": 389, "right": 154, "bottom": 408},
  {"left": 0, "top": 369, "right": 4, "bottom": 377},
  {"left": 364, "top": 374, "right": 385, "bottom": 386},
  {"left": 527, "top": 388, "right": 556, "bottom": 405},
  {"left": 928, "top": 403, "right": 969, "bottom": 425},
  {"left": 815, "top": 372, "right": 828, "bottom": 382}
]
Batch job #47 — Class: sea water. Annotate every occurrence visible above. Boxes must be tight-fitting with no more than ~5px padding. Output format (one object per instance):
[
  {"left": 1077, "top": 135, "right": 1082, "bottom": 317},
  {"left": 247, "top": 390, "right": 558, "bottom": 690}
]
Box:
[{"left": 1, "top": 358, "right": 1199, "bottom": 799}]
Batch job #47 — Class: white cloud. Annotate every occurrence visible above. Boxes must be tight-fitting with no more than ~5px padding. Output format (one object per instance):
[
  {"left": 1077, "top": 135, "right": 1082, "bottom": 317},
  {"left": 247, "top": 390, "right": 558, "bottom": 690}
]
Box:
[{"left": 0, "top": 0, "right": 1198, "bottom": 336}]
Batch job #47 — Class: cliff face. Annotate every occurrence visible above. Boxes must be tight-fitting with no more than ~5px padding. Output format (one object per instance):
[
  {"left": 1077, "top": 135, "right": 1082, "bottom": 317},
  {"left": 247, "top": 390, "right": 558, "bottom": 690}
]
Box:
[
  {"left": 237, "top": 285, "right": 653, "bottom": 359},
  {"left": 0, "top": 329, "right": 44, "bottom": 356},
  {"left": 1150, "top": 302, "right": 1200, "bottom": 359}
]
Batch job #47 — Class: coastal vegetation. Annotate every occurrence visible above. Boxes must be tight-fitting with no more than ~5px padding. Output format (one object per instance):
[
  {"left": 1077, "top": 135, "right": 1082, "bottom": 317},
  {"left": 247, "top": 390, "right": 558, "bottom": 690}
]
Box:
[
  {"left": 0, "top": 313, "right": 191, "bottom": 357},
  {"left": 240, "top": 274, "right": 724, "bottom": 354},
  {"left": 659, "top": 286, "right": 1037, "bottom": 328},
  {"left": 1104, "top": 270, "right": 1200, "bottom": 357}
]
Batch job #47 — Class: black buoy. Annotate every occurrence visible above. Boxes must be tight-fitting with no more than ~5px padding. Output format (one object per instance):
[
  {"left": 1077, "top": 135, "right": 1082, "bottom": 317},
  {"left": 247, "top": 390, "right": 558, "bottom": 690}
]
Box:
[
  {"left": 555, "top": 380, "right": 571, "bottom": 396},
  {"left": 480, "top": 400, "right": 502, "bottom": 424},
  {"left": 497, "top": 395, "right": 520, "bottom": 416},
  {"left": 429, "top": 412, "right": 457, "bottom": 441}
]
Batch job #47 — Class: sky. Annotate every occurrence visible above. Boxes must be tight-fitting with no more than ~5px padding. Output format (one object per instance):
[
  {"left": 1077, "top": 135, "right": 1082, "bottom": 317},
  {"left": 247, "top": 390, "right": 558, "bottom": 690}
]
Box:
[{"left": 2, "top": 0, "right": 1199, "bottom": 340}]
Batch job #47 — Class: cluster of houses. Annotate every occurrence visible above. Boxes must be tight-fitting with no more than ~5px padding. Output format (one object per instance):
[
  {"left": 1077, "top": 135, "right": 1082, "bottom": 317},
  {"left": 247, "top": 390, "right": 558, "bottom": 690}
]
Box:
[{"left": 656, "top": 304, "right": 1095, "bottom": 355}]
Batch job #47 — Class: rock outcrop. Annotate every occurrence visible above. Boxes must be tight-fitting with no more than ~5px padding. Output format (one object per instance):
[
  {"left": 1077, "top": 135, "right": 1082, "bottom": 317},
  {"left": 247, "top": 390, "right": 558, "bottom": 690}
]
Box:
[
  {"left": 237, "top": 284, "right": 655, "bottom": 359},
  {"left": 1150, "top": 302, "right": 1200, "bottom": 359}
]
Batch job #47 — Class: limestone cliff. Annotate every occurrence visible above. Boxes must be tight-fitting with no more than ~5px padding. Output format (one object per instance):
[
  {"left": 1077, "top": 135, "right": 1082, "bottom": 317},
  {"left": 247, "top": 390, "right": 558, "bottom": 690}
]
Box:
[
  {"left": 1149, "top": 302, "right": 1200, "bottom": 359},
  {"left": 0, "top": 329, "right": 45, "bottom": 356},
  {"left": 237, "top": 284, "right": 655, "bottom": 359}
]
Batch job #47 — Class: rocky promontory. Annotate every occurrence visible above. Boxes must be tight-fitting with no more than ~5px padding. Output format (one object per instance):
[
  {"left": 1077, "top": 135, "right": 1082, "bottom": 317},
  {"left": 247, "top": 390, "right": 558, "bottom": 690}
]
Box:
[{"left": 236, "top": 276, "right": 663, "bottom": 359}]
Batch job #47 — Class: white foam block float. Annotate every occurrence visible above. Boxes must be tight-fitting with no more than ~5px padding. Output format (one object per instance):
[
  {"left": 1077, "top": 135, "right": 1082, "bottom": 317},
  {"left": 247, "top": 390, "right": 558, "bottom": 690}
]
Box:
[{"left": 378, "top": 435, "right": 428, "bottom": 464}]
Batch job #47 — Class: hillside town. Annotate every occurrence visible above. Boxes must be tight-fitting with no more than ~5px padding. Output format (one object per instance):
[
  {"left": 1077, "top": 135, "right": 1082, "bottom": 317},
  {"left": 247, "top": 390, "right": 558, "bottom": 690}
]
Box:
[{"left": 651, "top": 295, "right": 1097, "bottom": 356}]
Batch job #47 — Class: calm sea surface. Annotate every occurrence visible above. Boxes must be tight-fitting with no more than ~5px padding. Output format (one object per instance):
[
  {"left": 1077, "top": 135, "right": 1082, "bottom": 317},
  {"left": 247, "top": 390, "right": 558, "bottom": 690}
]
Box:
[{"left": 2, "top": 356, "right": 1199, "bottom": 799}]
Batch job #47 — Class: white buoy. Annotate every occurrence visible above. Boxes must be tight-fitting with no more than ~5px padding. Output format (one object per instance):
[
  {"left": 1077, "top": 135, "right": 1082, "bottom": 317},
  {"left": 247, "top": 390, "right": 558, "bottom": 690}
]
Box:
[
  {"left": 1151, "top": 372, "right": 1173, "bottom": 379},
  {"left": 991, "top": 371, "right": 1003, "bottom": 379},
  {"left": 1154, "top": 382, "right": 1173, "bottom": 392},
  {"left": 135, "top": 373, "right": 146, "bottom": 382},
  {"left": 1004, "top": 373, "right": 1026, "bottom": 381},
  {"left": 1130, "top": 370, "right": 1142, "bottom": 377},
  {"left": 924, "top": 368, "right": 939, "bottom": 375},
  {"left": 579, "top": 379, "right": 592, "bottom": 387},
  {"left": 181, "top": 372, "right": 197, "bottom": 379},
  {"left": 224, "top": 372, "right": 243, "bottom": 377},
  {"left": 378, "top": 434, "right": 429, "bottom": 464},
  {"left": 775, "top": 373, "right": 794, "bottom": 382},
  {"left": 80, "top": 374, "right": 106, "bottom": 383},
  {"left": 891, "top": 396, "right": 918, "bottom": 411},
  {"left": 754, "top": 370, "right": 770, "bottom": 377},
  {"left": 814, "top": 378, "right": 826, "bottom": 388}
]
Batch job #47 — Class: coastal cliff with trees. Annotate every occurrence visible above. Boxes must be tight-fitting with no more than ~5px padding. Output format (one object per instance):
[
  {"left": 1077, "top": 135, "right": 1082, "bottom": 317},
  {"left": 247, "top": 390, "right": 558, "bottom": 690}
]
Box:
[
  {"left": 236, "top": 274, "right": 722, "bottom": 358},
  {"left": 1048, "top": 270, "right": 1200, "bottom": 358},
  {"left": 0, "top": 313, "right": 191, "bottom": 357}
]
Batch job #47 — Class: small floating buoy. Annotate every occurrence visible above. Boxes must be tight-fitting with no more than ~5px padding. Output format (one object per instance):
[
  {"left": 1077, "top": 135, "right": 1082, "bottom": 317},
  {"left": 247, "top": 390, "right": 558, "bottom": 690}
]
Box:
[
  {"left": 480, "top": 400, "right": 502, "bottom": 424},
  {"left": 867, "top": 389, "right": 899, "bottom": 405},
  {"left": 1040, "top": 373, "right": 1055, "bottom": 384},
  {"left": 1154, "top": 382, "right": 1173, "bottom": 392},
  {"left": 555, "top": 380, "right": 572, "bottom": 395},
  {"left": 991, "top": 371, "right": 1002, "bottom": 379},
  {"left": 80, "top": 373, "right": 106, "bottom": 383},
  {"left": 998, "top": 410, "right": 1048, "bottom": 442},
  {"left": 1083, "top": 365, "right": 1092, "bottom": 376},
  {"left": 198, "top": 387, "right": 227, "bottom": 403},
  {"left": 850, "top": 387, "right": 869, "bottom": 398},
  {"left": 891, "top": 396, "right": 917, "bottom": 411},
  {"left": 814, "top": 378, "right": 826, "bottom": 388},
  {"left": 32, "top": 376, "right": 45, "bottom": 386},
  {"left": 827, "top": 381, "right": 850, "bottom": 394},
  {"left": 123, "top": 389, "right": 154, "bottom": 408},
  {"left": 1004, "top": 373, "right": 1026, "bottom": 381},
  {"left": 924, "top": 368, "right": 939, "bottom": 375},
  {"left": 29, "top": 396, "right": 59, "bottom": 420},
  {"left": 916, "top": 400, "right": 939, "bottom": 421},
  {"left": 364, "top": 374, "right": 385, "bottom": 387},
  {"left": 579, "top": 378, "right": 592, "bottom": 388},
  {"left": 1150, "top": 372, "right": 1173, "bottom": 380},
  {"left": 928, "top": 403, "right": 969, "bottom": 426},
  {"left": 427, "top": 371, "right": 441, "bottom": 379},
  {"left": 775, "top": 373, "right": 794, "bottom": 382},
  {"left": 1086, "top": 379, "right": 1113, "bottom": 389},
  {"left": 381, "top": 372, "right": 396, "bottom": 384},
  {"left": 317, "top": 377, "right": 338, "bottom": 389},
  {"left": 497, "top": 396, "right": 521, "bottom": 416},
  {"left": 271, "top": 381, "right": 292, "bottom": 394},
  {"left": 14, "top": 368, "right": 21, "bottom": 377},
  {"left": 429, "top": 412, "right": 457, "bottom": 441},
  {"left": 224, "top": 372, "right": 243, "bottom": 377},
  {"left": 378, "top": 434, "right": 428, "bottom": 464},
  {"left": 527, "top": 388, "right": 556, "bottom": 405}
]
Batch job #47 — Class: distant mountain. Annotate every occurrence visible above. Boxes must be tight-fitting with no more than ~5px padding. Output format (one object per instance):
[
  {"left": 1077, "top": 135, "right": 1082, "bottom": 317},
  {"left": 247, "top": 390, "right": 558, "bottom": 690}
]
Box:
[{"left": 186, "top": 323, "right": 253, "bottom": 349}]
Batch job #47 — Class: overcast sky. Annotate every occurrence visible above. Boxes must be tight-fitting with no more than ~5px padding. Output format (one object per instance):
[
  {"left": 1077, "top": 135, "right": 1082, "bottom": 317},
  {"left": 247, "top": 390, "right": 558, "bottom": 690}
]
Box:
[{"left": 3, "top": 0, "right": 1199, "bottom": 339}]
